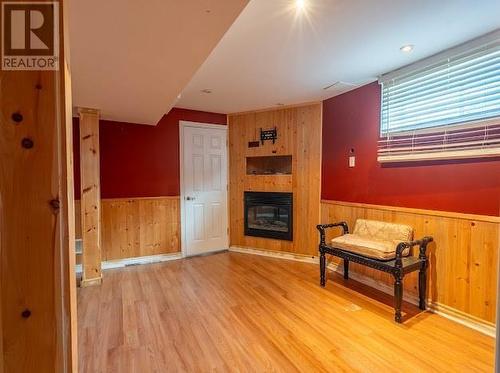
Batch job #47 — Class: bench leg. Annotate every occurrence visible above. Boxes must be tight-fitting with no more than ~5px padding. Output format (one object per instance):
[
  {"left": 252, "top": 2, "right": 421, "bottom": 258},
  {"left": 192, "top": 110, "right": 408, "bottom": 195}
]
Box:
[
  {"left": 343, "top": 259, "right": 349, "bottom": 280},
  {"left": 320, "top": 250, "right": 326, "bottom": 287},
  {"left": 419, "top": 264, "right": 427, "bottom": 311},
  {"left": 394, "top": 273, "right": 403, "bottom": 323}
]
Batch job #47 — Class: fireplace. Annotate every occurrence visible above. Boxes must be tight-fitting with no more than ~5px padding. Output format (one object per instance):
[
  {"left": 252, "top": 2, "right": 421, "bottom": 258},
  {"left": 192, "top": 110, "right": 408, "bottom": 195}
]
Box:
[{"left": 244, "top": 191, "right": 293, "bottom": 241}]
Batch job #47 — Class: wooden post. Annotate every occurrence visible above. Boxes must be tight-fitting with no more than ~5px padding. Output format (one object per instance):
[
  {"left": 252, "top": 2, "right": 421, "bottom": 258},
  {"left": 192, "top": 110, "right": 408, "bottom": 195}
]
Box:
[
  {"left": 0, "top": 1, "right": 77, "bottom": 371},
  {"left": 78, "top": 108, "right": 102, "bottom": 286}
]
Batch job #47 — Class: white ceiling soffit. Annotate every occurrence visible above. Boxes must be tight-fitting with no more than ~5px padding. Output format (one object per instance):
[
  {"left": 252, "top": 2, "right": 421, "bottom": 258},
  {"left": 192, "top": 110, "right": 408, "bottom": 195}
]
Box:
[
  {"left": 177, "top": 0, "right": 500, "bottom": 114},
  {"left": 69, "top": 0, "right": 248, "bottom": 125}
]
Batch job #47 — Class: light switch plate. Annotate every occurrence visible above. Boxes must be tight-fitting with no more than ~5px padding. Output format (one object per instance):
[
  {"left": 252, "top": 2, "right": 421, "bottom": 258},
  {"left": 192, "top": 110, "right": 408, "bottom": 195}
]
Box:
[{"left": 349, "top": 156, "right": 356, "bottom": 168}]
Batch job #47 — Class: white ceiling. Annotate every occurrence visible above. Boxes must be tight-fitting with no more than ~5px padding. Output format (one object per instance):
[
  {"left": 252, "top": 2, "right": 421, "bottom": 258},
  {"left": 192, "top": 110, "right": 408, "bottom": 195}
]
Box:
[
  {"left": 177, "top": 0, "right": 500, "bottom": 114},
  {"left": 68, "top": 0, "right": 248, "bottom": 125}
]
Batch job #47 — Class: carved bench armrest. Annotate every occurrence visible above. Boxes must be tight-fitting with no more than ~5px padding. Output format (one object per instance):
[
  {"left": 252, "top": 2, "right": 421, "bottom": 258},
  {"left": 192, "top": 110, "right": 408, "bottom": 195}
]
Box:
[
  {"left": 317, "top": 222, "right": 349, "bottom": 245},
  {"left": 395, "top": 236, "right": 433, "bottom": 267}
]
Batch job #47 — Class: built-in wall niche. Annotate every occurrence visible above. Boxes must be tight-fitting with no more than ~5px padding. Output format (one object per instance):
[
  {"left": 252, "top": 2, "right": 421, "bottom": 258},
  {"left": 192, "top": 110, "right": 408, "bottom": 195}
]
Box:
[{"left": 246, "top": 155, "right": 292, "bottom": 175}]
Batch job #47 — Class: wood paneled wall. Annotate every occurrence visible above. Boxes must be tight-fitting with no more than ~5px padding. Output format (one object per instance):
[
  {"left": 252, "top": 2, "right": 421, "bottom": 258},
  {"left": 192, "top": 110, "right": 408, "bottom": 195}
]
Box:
[
  {"left": 321, "top": 200, "right": 499, "bottom": 324},
  {"left": 101, "top": 197, "right": 180, "bottom": 260},
  {"left": 75, "top": 197, "right": 180, "bottom": 261},
  {"left": 228, "top": 103, "right": 322, "bottom": 255}
]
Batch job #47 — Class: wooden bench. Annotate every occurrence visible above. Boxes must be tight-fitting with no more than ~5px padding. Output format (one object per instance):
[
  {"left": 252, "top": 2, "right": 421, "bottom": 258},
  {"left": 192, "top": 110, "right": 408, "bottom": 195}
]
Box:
[{"left": 317, "top": 219, "right": 433, "bottom": 323}]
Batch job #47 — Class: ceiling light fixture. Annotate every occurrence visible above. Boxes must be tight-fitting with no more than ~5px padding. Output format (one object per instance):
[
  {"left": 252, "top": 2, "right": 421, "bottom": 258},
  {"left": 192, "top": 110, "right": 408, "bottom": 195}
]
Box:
[
  {"left": 295, "top": 0, "right": 306, "bottom": 11},
  {"left": 400, "top": 44, "right": 414, "bottom": 53}
]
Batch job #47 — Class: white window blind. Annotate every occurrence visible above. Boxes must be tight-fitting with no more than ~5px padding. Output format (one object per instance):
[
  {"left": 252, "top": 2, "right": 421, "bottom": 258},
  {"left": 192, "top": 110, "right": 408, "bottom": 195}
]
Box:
[{"left": 378, "top": 32, "right": 500, "bottom": 162}]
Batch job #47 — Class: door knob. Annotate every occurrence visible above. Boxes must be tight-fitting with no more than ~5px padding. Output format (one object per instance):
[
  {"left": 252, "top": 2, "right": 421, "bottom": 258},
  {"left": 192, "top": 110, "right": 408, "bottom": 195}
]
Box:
[{"left": 186, "top": 196, "right": 196, "bottom": 201}]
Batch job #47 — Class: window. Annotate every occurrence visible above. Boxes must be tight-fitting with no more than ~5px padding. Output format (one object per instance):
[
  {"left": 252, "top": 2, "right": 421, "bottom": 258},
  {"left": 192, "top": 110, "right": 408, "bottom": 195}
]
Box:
[{"left": 378, "top": 31, "right": 500, "bottom": 162}]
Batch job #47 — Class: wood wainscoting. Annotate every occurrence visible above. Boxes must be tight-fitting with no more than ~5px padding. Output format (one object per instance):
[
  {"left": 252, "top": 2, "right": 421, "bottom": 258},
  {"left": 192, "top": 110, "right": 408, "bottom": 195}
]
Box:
[
  {"left": 321, "top": 200, "right": 499, "bottom": 326},
  {"left": 76, "top": 196, "right": 180, "bottom": 261},
  {"left": 228, "top": 103, "right": 322, "bottom": 255}
]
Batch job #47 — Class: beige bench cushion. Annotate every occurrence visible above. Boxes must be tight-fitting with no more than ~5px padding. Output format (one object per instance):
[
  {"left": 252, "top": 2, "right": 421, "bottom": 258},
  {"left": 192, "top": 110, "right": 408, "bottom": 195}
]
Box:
[
  {"left": 353, "top": 219, "right": 413, "bottom": 242},
  {"left": 330, "top": 219, "right": 414, "bottom": 260}
]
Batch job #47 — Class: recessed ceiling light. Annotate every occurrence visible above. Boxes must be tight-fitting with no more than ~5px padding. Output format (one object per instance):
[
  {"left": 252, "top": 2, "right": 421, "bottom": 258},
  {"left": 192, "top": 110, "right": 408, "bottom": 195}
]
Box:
[
  {"left": 400, "top": 44, "right": 414, "bottom": 53},
  {"left": 201, "top": 89, "right": 212, "bottom": 94},
  {"left": 295, "top": 0, "right": 306, "bottom": 11}
]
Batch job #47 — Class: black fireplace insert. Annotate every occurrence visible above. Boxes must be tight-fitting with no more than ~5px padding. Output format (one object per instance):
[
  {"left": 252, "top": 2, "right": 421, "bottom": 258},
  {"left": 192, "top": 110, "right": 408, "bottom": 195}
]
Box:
[{"left": 244, "top": 191, "right": 293, "bottom": 241}]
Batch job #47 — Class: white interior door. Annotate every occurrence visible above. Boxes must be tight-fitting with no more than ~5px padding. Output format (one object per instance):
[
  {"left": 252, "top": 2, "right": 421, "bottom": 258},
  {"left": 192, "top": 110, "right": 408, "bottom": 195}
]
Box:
[{"left": 181, "top": 122, "right": 228, "bottom": 256}]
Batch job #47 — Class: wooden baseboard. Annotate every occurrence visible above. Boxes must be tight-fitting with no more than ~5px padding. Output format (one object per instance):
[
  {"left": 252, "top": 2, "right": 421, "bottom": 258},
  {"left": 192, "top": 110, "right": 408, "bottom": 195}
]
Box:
[
  {"left": 102, "top": 252, "right": 183, "bottom": 269},
  {"left": 229, "top": 246, "right": 317, "bottom": 264},
  {"left": 229, "top": 246, "right": 496, "bottom": 337},
  {"left": 80, "top": 276, "right": 102, "bottom": 287},
  {"left": 428, "top": 302, "right": 496, "bottom": 337},
  {"left": 75, "top": 252, "right": 183, "bottom": 274}
]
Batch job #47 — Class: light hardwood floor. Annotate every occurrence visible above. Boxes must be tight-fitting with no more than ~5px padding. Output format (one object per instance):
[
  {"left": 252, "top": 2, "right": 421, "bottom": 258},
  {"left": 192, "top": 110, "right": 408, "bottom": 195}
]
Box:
[{"left": 78, "top": 252, "right": 495, "bottom": 372}]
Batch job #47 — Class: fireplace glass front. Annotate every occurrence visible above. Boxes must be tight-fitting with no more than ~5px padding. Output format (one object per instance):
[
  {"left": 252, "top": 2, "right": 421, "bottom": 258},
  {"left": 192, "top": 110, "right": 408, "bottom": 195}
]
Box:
[{"left": 244, "top": 192, "right": 293, "bottom": 241}]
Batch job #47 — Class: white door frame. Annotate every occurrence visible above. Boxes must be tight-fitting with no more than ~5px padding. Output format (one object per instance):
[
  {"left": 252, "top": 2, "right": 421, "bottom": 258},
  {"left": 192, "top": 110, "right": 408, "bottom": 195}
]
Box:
[{"left": 179, "top": 120, "right": 229, "bottom": 257}]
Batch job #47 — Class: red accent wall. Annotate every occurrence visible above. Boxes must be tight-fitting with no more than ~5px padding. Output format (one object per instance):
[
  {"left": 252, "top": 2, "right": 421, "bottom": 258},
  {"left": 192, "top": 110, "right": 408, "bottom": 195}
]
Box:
[
  {"left": 73, "top": 107, "right": 227, "bottom": 199},
  {"left": 322, "top": 82, "right": 500, "bottom": 216}
]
